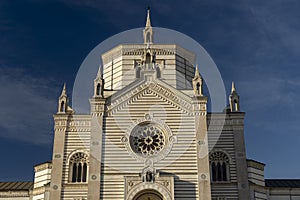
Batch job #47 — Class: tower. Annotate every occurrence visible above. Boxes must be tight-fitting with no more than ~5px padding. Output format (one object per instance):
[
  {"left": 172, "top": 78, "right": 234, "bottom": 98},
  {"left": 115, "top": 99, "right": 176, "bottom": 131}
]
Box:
[{"left": 50, "top": 84, "right": 73, "bottom": 200}]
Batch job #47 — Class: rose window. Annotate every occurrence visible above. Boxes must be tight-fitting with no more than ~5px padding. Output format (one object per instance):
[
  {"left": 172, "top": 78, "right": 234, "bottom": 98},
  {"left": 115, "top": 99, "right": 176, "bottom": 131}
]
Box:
[{"left": 130, "top": 124, "right": 165, "bottom": 156}]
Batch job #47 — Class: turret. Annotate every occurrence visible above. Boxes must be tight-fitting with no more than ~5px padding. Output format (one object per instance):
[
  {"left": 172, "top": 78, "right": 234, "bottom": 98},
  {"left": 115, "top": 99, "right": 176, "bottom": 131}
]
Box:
[
  {"left": 192, "top": 65, "right": 203, "bottom": 96},
  {"left": 94, "top": 66, "right": 104, "bottom": 98},
  {"left": 58, "top": 83, "right": 68, "bottom": 113},
  {"left": 229, "top": 81, "right": 240, "bottom": 112},
  {"left": 57, "top": 83, "right": 73, "bottom": 114}
]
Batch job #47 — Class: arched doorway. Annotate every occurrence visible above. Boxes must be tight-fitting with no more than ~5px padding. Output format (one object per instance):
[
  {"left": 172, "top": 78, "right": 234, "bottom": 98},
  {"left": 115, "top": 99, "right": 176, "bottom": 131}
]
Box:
[{"left": 133, "top": 189, "right": 164, "bottom": 200}]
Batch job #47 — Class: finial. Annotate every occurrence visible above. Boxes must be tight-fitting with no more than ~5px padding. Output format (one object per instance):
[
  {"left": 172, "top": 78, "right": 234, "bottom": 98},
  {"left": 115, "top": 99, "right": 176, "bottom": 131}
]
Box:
[
  {"left": 231, "top": 81, "right": 236, "bottom": 93},
  {"left": 193, "top": 64, "right": 202, "bottom": 80},
  {"left": 146, "top": 7, "right": 151, "bottom": 27},
  {"left": 195, "top": 64, "right": 200, "bottom": 77}
]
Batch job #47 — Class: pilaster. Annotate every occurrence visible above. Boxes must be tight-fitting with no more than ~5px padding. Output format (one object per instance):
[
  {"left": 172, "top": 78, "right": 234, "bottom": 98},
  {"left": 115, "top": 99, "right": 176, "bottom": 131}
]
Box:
[
  {"left": 88, "top": 97, "right": 106, "bottom": 200},
  {"left": 49, "top": 114, "right": 69, "bottom": 200},
  {"left": 231, "top": 112, "right": 250, "bottom": 200},
  {"left": 193, "top": 96, "right": 211, "bottom": 200}
]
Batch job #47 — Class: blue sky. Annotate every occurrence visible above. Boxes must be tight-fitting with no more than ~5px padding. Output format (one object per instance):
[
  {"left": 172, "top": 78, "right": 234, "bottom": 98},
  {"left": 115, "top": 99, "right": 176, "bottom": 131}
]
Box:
[{"left": 0, "top": 0, "right": 300, "bottom": 181}]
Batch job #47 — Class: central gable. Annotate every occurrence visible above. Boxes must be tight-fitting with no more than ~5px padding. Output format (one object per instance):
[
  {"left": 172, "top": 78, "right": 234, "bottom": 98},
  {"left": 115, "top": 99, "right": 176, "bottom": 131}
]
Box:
[{"left": 106, "top": 80, "right": 193, "bottom": 116}]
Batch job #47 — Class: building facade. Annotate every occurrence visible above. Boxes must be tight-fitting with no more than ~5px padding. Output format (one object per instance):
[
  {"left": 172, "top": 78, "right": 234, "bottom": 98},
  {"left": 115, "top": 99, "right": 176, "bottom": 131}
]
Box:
[{"left": 1, "top": 10, "right": 299, "bottom": 200}]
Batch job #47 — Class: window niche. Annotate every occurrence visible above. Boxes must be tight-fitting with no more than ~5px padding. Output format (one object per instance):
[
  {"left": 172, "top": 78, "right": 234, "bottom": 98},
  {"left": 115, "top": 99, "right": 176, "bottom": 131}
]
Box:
[
  {"left": 209, "top": 151, "right": 230, "bottom": 182},
  {"left": 69, "top": 152, "right": 89, "bottom": 183}
]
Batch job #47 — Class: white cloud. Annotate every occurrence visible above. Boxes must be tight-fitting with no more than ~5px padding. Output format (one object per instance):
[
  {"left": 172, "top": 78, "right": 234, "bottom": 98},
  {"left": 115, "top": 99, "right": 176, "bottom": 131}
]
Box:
[{"left": 0, "top": 67, "right": 59, "bottom": 145}]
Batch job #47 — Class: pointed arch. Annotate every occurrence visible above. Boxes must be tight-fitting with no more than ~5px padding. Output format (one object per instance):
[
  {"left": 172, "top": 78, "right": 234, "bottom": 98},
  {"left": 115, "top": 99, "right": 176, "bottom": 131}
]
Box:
[
  {"left": 196, "top": 82, "right": 201, "bottom": 95},
  {"left": 60, "top": 101, "right": 65, "bottom": 112},
  {"left": 233, "top": 98, "right": 239, "bottom": 111},
  {"left": 96, "top": 83, "right": 101, "bottom": 96},
  {"left": 146, "top": 53, "right": 151, "bottom": 64}
]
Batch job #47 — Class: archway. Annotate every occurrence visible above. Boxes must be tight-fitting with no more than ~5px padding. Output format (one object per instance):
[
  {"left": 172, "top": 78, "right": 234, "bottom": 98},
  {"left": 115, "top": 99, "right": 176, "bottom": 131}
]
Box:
[{"left": 133, "top": 189, "right": 164, "bottom": 200}]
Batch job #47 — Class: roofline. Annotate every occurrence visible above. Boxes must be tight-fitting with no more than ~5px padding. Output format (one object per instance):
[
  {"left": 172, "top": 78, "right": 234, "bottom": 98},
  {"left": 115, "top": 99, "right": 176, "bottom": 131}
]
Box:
[
  {"left": 247, "top": 159, "right": 266, "bottom": 166},
  {"left": 33, "top": 160, "right": 52, "bottom": 167}
]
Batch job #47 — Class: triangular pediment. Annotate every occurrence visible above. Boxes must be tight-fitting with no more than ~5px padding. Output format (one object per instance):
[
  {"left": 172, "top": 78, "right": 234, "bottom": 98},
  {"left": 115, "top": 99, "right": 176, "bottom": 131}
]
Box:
[{"left": 106, "top": 79, "right": 193, "bottom": 116}]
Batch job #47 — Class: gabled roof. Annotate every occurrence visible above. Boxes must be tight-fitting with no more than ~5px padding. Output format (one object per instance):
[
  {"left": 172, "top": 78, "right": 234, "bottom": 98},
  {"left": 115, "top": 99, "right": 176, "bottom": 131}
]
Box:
[
  {"left": 265, "top": 179, "right": 300, "bottom": 188},
  {"left": 0, "top": 182, "right": 33, "bottom": 191}
]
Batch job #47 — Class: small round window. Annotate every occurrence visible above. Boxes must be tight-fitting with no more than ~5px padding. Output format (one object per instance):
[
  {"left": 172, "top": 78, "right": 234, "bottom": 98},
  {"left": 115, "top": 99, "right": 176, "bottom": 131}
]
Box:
[{"left": 130, "top": 123, "right": 165, "bottom": 157}]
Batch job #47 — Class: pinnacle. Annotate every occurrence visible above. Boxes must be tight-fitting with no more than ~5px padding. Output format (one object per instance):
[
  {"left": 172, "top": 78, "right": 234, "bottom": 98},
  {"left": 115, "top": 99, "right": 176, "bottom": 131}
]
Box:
[
  {"left": 146, "top": 7, "right": 151, "bottom": 27},
  {"left": 96, "top": 65, "right": 103, "bottom": 78},
  {"left": 194, "top": 64, "right": 201, "bottom": 78},
  {"left": 231, "top": 81, "right": 236, "bottom": 93},
  {"left": 61, "top": 83, "right": 67, "bottom": 96}
]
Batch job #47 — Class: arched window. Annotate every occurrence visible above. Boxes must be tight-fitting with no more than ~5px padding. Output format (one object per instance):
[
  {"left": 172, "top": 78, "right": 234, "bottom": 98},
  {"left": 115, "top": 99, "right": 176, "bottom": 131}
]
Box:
[
  {"left": 146, "top": 53, "right": 151, "bottom": 64},
  {"left": 233, "top": 99, "right": 238, "bottom": 111},
  {"left": 196, "top": 82, "right": 201, "bottom": 95},
  {"left": 209, "top": 151, "right": 230, "bottom": 182},
  {"left": 96, "top": 83, "right": 101, "bottom": 96},
  {"left": 156, "top": 67, "right": 161, "bottom": 78},
  {"left": 69, "top": 152, "right": 88, "bottom": 183},
  {"left": 60, "top": 101, "right": 65, "bottom": 112}
]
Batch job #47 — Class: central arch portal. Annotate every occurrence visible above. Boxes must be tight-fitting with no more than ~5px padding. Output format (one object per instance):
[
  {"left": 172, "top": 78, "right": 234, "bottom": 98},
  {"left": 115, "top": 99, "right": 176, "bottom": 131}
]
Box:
[{"left": 133, "top": 190, "right": 164, "bottom": 200}]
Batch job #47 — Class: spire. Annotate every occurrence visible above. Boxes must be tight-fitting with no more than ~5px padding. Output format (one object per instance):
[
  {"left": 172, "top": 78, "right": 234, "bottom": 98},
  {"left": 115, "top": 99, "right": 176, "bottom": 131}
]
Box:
[
  {"left": 143, "top": 7, "right": 153, "bottom": 44},
  {"left": 146, "top": 7, "right": 151, "bottom": 28},
  {"left": 60, "top": 83, "right": 67, "bottom": 97},
  {"left": 194, "top": 64, "right": 201, "bottom": 78},
  {"left": 96, "top": 65, "right": 103, "bottom": 79},
  {"left": 231, "top": 81, "right": 236, "bottom": 93}
]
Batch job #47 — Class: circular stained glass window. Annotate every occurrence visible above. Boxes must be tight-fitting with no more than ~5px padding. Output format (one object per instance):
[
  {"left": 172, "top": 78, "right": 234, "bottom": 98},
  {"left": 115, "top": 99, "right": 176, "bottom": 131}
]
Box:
[{"left": 130, "top": 123, "right": 165, "bottom": 157}]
